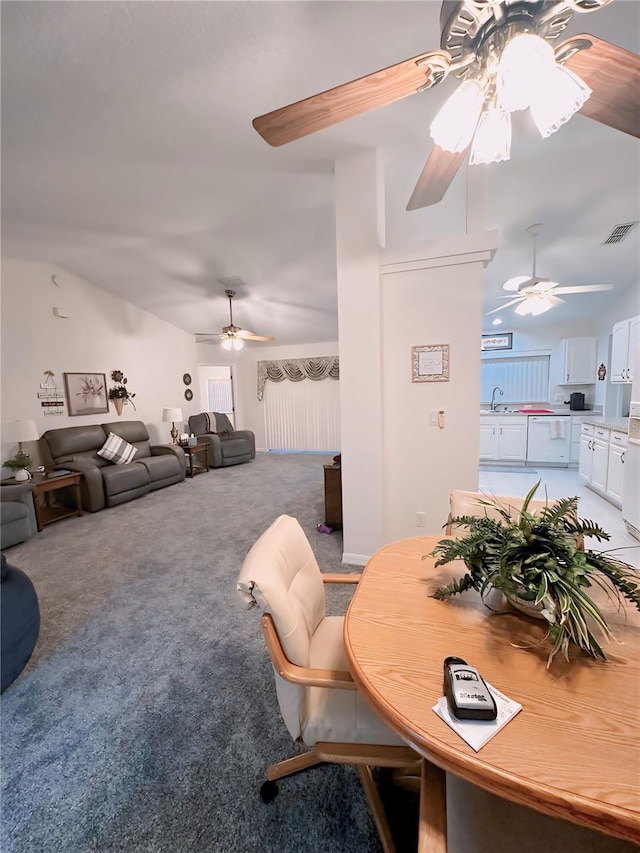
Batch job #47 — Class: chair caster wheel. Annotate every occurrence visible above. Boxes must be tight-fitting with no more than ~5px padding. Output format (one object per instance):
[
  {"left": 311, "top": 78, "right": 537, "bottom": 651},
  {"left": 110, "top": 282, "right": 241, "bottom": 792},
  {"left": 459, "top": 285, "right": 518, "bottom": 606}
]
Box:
[{"left": 260, "top": 780, "right": 278, "bottom": 803}]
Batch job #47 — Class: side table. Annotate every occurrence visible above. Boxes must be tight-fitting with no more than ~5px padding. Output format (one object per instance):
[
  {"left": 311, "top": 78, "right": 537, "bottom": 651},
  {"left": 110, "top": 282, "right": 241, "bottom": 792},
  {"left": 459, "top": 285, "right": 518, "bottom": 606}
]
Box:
[
  {"left": 31, "top": 472, "right": 83, "bottom": 531},
  {"left": 181, "top": 443, "right": 210, "bottom": 478}
]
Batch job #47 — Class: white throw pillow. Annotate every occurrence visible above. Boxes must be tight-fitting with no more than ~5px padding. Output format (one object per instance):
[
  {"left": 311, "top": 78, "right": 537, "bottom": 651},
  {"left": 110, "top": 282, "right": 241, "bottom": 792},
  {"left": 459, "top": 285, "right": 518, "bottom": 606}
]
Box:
[{"left": 97, "top": 433, "right": 137, "bottom": 465}]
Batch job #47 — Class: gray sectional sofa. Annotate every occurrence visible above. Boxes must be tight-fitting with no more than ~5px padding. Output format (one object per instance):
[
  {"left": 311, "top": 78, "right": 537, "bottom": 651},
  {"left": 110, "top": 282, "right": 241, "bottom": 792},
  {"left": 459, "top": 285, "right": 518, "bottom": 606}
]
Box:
[{"left": 39, "top": 421, "right": 186, "bottom": 513}]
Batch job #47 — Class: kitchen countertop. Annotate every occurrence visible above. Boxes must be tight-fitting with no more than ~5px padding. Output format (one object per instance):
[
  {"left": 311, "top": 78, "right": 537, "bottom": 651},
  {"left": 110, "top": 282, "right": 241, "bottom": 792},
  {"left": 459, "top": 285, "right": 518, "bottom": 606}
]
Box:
[
  {"left": 582, "top": 418, "right": 629, "bottom": 434},
  {"left": 479, "top": 409, "right": 602, "bottom": 417}
]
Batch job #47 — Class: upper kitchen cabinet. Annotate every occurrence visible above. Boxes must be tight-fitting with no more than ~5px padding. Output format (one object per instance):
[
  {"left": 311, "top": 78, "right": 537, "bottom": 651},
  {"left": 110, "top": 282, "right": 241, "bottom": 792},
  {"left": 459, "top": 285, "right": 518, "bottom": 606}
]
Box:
[
  {"left": 558, "top": 337, "right": 597, "bottom": 385},
  {"left": 611, "top": 315, "right": 640, "bottom": 383}
]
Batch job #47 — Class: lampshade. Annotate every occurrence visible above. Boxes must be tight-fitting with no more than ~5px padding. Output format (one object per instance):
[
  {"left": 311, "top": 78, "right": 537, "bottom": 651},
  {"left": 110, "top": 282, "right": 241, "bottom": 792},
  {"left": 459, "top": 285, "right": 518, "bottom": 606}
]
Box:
[
  {"left": 469, "top": 103, "right": 512, "bottom": 165},
  {"left": 162, "top": 408, "right": 183, "bottom": 423},
  {"left": 514, "top": 296, "right": 553, "bottom": 316},
  {"left": 497, "top": 34, "right": 556, "bottom": 112},
  {"left": 4, "top": 419, "right": 39, "bottom": 443},
  {"left": 430, "top": 78, "right": 485, "bottom": 153},
  {"left": 529, "top": 64, "right": 591, "bottom": 138}
]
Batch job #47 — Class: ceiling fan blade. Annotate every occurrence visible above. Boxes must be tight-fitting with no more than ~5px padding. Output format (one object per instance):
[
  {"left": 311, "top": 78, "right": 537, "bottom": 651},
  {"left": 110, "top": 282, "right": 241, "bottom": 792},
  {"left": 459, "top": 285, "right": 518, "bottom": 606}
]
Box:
[
  {"left": 547, "top": 295, "right": 566, "bottom": 308},
  {"left": 487, "top": 297, "right": 525, "bottom": 315},
  {"left": 240, "top": 332, "right": 276, "bottom": 342},
  {"left": 406, "top": 144, "right": 469, "bottom": 211},
  {"left": 551, "top": 284, "right": 614, "bottom": 295},
  {"left": 253, "top": 51, "right": 450, "bottom": 147},
  {"left": 195, "top": 333, "right": 224, "bottom": 342},
  {"left": 562, "top": 35, "right": 640, "bottom": 138}
]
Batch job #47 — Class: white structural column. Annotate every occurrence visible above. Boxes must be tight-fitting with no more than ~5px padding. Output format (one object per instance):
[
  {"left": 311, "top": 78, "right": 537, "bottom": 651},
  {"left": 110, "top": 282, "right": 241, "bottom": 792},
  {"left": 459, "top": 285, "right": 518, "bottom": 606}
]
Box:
[
  {"left": 335, "top": 150, "right": 386, "bottom": 563},
  {"left": 381, "top": 233, "right": 498, "bottom": 541}
]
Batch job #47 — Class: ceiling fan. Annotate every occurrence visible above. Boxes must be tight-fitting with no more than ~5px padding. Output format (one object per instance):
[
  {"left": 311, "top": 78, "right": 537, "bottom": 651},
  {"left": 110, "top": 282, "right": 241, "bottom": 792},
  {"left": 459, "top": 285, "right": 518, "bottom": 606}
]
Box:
[
  {"left": 252, "top": 0, "right": 640, "bottom": 210},
  {"left": 488, "top": 223, "right": 613, "bottom": 316},
  {"left": 195, "top": 290, "right": 275, "bottom": 350}
]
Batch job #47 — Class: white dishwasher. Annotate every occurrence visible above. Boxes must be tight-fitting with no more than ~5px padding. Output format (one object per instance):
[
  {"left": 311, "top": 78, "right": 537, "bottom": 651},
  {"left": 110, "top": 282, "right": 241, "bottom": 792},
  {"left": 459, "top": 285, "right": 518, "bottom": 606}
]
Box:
[{"left": 526, "top": 416, "right": 571, "bottom": 465}]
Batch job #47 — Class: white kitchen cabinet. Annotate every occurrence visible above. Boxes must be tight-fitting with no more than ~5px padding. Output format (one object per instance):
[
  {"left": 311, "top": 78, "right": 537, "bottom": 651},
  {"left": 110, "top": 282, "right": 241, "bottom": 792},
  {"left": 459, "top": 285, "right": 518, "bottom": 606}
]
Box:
[
  {"left": 578, "top": 423, "right": 627, "bottom": 507},
  {"left": 591, "top": 435, "right": 609, "bottom": 492},
  {"left": 569, "top": 415, "right": 599, "bottom": 466},
  {"left": 479, "top": 417, "right": 527, "bottom": 462},
  {"left": 606, "top": 432, "right": 627, "bottom": 506},
  {"left": 578, "top": 423, "right": 609, "bottom": 488},
  {"left": 558, "top": 337, "right": 597, "bottom": 385},
  {"left": 611, "top": 315, "right": 640, "bottom": 383}
]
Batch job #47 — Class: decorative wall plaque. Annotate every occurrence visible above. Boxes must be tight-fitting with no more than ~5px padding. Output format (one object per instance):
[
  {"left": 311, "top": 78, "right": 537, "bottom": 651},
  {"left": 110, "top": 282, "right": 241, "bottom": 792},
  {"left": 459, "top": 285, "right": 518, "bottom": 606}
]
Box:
[{"left": 411, "top": 344, "right": 450, "bottom": 383}]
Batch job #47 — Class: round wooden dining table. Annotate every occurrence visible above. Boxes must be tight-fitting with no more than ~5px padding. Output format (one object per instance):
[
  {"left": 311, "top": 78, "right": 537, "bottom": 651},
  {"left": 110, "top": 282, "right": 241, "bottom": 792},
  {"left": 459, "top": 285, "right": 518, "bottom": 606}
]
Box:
[{"left": 344, "top": 536, "right": 640, "bottom": 850}]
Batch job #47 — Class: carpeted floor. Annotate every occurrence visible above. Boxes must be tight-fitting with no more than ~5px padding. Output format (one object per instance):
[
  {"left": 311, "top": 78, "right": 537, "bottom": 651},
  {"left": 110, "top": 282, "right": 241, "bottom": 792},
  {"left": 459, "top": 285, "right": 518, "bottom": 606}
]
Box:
[{"left": 1, "top": 452, "right": 636, "bottom": 853}]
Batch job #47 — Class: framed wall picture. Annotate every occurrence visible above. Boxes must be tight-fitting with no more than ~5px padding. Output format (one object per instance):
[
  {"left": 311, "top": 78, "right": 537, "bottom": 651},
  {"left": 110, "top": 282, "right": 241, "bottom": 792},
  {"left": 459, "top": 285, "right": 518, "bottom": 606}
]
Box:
[
  {"left": 481, "top": 333, "right": 513, "bottom": 351},
  {"left": 63, "top": 372, "right": 109, "bottom": 416},
  {"left": 411, "top": 344, "right": 450, "bottom": 383}
]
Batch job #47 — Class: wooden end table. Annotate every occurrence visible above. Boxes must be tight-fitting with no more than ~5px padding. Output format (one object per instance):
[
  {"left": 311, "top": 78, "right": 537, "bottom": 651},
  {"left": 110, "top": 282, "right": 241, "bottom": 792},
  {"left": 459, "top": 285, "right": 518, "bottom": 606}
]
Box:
[
  {"left": 181, "top": 442, "right": 210, "bottom": 477},
  {"left": 31, "top": 471, "right": 83, "bottom": 531}
]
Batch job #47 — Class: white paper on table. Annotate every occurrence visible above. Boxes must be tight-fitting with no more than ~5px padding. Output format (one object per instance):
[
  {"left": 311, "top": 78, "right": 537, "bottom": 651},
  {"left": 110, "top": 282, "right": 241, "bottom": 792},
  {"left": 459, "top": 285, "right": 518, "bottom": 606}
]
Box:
[{"left": 432, "top": 682, "right": 522, "bottom": 752}]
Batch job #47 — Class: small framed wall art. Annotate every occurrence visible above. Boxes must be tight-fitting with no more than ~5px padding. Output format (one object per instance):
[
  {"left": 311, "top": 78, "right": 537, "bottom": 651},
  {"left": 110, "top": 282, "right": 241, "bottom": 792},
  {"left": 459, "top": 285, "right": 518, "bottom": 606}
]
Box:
[
  {"left": 481, "top": 333, "right": 513, "bottom": 351},
  {"left": 411, "top": 344, "right": 450, "bottom": 383},
  {"left": 63, "top": 372, "right": 109, "bottom": 416}
]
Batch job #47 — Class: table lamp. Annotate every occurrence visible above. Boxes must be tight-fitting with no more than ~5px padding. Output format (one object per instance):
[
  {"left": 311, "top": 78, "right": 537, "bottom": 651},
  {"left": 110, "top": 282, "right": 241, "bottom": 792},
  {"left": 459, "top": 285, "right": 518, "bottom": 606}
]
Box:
[
  {"left": 4, "top": 419, "right": 39, "bottom": 452},
  {"left": 162, "top": 408, "right": 183, "bottom": 445}
]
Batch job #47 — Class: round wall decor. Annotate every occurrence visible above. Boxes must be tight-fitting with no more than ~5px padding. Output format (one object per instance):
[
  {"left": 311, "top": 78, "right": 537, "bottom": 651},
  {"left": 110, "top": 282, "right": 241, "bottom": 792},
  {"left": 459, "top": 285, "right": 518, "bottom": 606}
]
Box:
[
  {"left": 183, "top": 373, "right": 192, "bottom": 386},
  {"left": 184, "top": 389, "right": 193, "bottom": 401}
]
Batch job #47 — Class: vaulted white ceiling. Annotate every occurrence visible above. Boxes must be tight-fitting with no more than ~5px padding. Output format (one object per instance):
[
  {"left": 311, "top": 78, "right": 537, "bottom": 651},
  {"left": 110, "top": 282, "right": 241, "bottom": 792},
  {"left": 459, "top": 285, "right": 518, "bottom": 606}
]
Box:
[{"left": 2, "top": 1, "right": 639, "bottom": 345}]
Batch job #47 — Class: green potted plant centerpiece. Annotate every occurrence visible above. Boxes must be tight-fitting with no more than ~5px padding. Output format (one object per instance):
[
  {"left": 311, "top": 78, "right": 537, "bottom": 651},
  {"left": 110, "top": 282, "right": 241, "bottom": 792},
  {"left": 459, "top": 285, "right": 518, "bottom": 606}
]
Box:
[
  {"left": 3, "top": 450, "right": 33, "bottom": 481},
  {"left": 427, "top": 481, "right": 640, "bottom": 666}
]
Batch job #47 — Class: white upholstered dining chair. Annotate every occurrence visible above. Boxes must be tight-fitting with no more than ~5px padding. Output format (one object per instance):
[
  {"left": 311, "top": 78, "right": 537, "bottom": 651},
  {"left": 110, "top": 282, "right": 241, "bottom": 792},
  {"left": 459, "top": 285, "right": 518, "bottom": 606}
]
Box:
[
  {"left": 446, "top": 489, "right": 551, "bottom": 535},
  {"left": 237, "top": 514, "right": 422, "bottom": 853}
]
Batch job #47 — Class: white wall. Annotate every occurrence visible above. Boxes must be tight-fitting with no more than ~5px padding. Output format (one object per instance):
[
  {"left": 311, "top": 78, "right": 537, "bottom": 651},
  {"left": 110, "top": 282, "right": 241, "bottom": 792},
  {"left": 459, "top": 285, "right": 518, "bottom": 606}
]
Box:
[
  {"left": 380, "top": 236, "right": 497, "bottom": 542},
  {"left": 1, "top": 260, "right": 199, "bottom": 471}
]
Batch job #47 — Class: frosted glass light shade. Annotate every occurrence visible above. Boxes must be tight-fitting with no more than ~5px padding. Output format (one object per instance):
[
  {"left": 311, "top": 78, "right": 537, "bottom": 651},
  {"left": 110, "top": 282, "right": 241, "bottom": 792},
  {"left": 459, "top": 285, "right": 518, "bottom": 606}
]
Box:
[
  {"left": 514, "top": 296, "right": 553, "bottom": 316},
  {"left": 502, "top": 275, "right": 531, "bottom": 292},
  {"left": 530, "top": 64, "right": 592, "bottom": 138},
  {"left": 469, "top": 104, "right": 512, "bottom": 165},
  {"left": 221, "top": 337, "right": 233, "bottom": 351},
  {"left": 430, "top": 78, "right": 485, "bottom": 153},
  {"left": 497, "top": 34, "right": 556, "bottom": 112},
  {"left": 232, "top": 337, "right": 244, "bottom": 351}
]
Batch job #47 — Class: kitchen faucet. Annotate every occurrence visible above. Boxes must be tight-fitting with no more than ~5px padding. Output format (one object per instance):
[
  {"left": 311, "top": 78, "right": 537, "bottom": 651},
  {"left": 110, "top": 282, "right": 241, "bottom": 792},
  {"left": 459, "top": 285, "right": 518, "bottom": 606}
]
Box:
[{"left": 490, "top": 386, "right": 504, "bottom": 411}]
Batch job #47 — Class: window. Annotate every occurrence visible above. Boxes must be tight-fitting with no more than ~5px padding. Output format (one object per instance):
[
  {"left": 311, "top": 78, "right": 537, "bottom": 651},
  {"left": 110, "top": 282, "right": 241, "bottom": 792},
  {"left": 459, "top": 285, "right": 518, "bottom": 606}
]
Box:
[{"left": 480, "top": 354, "right": 550, "bottom": 404}]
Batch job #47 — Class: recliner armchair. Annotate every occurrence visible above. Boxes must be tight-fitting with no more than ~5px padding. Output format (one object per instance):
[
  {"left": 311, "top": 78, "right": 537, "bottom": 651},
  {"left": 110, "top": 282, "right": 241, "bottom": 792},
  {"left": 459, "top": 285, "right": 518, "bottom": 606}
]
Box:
[
  {"left": 188, "top": 412, "right": 254, "bottom": 467},
  {"left": 1, "top": 482, "right": 37, "bottom": 549},
  {"left": 237, "top": 514, "right": 420, "bottom": 853}
]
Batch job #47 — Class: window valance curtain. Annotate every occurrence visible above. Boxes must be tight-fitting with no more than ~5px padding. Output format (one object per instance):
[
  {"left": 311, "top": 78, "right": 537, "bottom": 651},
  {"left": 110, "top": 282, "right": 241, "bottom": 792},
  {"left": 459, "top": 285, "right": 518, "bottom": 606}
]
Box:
[{"left": 257, "top": 356, "right": 339, "bottom": 401}]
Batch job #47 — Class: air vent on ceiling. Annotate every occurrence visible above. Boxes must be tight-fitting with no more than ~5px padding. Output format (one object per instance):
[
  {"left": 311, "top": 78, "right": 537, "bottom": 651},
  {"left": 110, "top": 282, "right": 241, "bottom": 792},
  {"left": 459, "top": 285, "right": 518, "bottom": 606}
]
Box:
[
  {"left": 603, "top": 222, "right": 638, "bottom": 245},
  {"left": 217, "top": 275, "right": 245, "bottom": 289}
]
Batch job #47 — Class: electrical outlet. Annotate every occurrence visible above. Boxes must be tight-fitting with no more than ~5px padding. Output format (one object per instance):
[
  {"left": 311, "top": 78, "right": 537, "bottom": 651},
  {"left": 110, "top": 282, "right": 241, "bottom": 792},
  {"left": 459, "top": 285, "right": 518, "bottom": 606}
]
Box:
[{"left": 416, "top": 512, "right": 425, "bottom": 528}]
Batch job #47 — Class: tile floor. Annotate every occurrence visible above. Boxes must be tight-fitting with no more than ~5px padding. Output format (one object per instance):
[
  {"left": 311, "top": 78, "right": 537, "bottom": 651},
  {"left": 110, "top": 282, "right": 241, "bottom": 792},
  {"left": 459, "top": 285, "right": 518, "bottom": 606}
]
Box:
[{"left": 478, "top": 465, "right": 640, "bottom": 567}]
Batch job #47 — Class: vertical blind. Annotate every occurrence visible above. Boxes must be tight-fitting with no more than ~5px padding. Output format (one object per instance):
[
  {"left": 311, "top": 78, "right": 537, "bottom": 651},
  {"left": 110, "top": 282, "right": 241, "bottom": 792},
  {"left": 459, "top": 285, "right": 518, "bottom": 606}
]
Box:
[
  {"left": 263, "top": 378, "right": 341, "bottom": 451},
  {"left": 480, "top": 355, "right": 550, "bottom": 403},
  {"left": 206, "top": 379, "right": 235, "bottom": 426}
]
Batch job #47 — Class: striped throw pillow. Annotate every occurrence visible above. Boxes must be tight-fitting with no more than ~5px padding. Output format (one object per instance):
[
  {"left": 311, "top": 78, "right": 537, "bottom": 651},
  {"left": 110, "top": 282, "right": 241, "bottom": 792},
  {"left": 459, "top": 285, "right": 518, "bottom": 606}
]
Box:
[{"left": 97, "top": 433, "right": 137, "bottom": 465}]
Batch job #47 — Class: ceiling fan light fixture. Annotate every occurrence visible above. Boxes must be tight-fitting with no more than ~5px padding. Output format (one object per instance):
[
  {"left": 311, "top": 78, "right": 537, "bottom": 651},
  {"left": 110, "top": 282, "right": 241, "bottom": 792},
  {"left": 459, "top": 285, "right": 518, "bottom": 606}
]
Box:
[
  {"left": 221, "top": 336, "right": 233, "bottom": 351},
  {"left": 514, "top": 295, "right": 553, "bottom": 316},
  {"left": 232, "top": 337, "right": 244, "bottom": 351},
  {"left": 532, "top": 279, "right": 559, "bottom": 292},
  {"left": 502, "top": 275, "right": 531, "bottom": 292},
  {"left": 429, "top": 78, "right": 485, "bottom": 153},
  {"left": 497, "top": 33, "right": 556, "bottom": 112},
  {"left": 529, "top": 64, "right": 592, "bottom": 138},
  {"left": 469, "top": 102, "right": 512, "bottom": 165}
]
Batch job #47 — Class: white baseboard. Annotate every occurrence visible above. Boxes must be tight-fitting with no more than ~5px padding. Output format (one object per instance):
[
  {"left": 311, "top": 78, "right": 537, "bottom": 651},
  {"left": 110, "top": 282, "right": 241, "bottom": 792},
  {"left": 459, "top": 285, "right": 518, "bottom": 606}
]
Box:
[{"left": 342, "top": 552, "right": 370, "bottom": 566}]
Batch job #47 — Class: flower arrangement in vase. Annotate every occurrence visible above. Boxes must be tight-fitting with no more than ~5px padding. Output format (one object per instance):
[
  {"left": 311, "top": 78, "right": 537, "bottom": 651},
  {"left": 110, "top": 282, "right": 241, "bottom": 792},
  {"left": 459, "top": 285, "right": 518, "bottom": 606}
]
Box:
[
  {"left": 108, "top": 370, "right": 136, "bottom": 416},
  {"left": 3, "top": 450, "right": 32, "bottom": 481}
]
